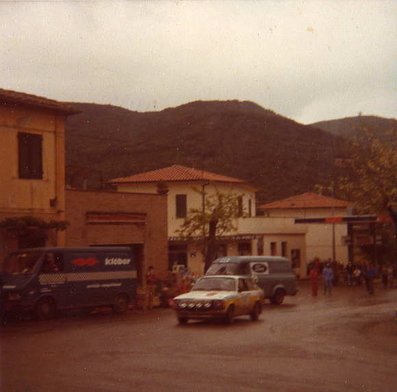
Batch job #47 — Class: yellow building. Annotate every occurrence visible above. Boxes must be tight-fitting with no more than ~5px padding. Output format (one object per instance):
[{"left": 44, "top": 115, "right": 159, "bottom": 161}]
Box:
[{"left": 0, "top": 88, "right": 78, "bottom": 264}]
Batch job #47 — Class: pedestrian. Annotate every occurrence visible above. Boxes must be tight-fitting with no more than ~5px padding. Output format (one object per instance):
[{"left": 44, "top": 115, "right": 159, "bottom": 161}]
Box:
[
  {"left": 365, "top": 263, "right": 377, "bottom": 295},
  {"left": 387, "top": 264, "right": 394, "bottom": 288},
  {"left": 322, "top": 263, "right": 334, "bottom": 296},
  {"left": 146, "top": 265, "right": 157, "bottom": 309},
  {"left": 381, "top": 264, "right": 389, "bottom": 288},
  {"left": 309, "top": 265, "right": 320, "bottom": 297},
  {"left": 345, "top": 262, "right": 354, "bottom": 286}
]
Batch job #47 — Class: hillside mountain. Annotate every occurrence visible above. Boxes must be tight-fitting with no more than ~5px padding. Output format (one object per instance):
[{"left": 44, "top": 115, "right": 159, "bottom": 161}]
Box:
[
  {"left": 311, "top": 115, "right": 397, "bottom": 140},
  {"left": 65, "top": 100, "right": 346, "bottom": 203}
]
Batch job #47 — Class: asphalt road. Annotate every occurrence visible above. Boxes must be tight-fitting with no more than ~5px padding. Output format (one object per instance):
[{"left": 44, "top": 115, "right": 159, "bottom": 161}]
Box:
[{"left": 1, "top": 282, "right": 396, "bottom": 392}]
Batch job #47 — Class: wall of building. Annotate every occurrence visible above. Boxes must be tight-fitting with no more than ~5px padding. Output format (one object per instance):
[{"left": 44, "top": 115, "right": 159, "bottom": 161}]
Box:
[
  {"left": 305, "top": 223, "right": 348, "bottom": 264},
  {"left": 116, "top": 181, "right": 257, "bottom": 237},
  {"left": 0, "top": 104, "right": 67, "bottom": 262},
  {"left": 263, "top": 207, "right": 348, "bottom": 218},
  {"left": 65, "top": 189, "right": 169, "bottom": 276}
]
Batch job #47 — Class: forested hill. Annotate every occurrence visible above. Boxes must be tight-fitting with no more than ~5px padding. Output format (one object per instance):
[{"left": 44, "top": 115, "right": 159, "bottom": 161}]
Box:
[
  {"left": 311, "top": 115, "right": 397, "bottom": 140},
  {"left": 65, "top": 100, "right": 346, "bottom": 203}
]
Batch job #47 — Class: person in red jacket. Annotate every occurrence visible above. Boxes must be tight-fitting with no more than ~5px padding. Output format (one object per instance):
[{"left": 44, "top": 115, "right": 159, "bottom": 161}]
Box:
[
  {"left": 309, "top": 265, "right": 320, "bottom": 297},
  {"left": 308, "top": 258, "right": 320, "bottom": 297}
]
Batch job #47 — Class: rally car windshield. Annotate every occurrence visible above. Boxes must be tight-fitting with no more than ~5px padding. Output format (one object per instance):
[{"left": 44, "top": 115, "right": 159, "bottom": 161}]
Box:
[
  {"left": 192, "top": 277, "right": 236, "bottom": 292},
  {"left": 206, "top": 262, "right": 249, "bottom": 275},
  {"left": 3, "top": 251, "right": 42, "bottom": 275}
]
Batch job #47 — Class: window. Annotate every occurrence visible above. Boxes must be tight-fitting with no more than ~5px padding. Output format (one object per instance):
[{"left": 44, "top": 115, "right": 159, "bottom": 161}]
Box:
[
  {"left": 281, "top": 241, "right": 287, "bottom": 257},
  {"left": 270, "top": 242, "right": 277, "bottom": 256},
  {"left": 168, "top": 244, "right": 187, "bottom": 270},
  {"left": 175, "top": 194, "right": 187, "bottom": 218},
  {"left": 238, "top": 242, "right": 251, "bottom": 255},
  {"left": 248, "top": 199, "right": 252, "bottom": 217},
  {"left": 257, "top": 236, "right": 264, "bottom": 255},
  {"left": 18, "top": 132, "right": 43, "bottom": 179},
  {"left": 237, "top": 196, "right": 243, "bottom": 217}
]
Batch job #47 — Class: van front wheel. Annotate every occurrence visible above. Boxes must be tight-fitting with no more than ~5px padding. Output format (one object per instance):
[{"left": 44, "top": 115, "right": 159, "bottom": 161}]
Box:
[
  {"left": 113, "top": 294, "right": 130, "bottom": 313},
  {"left": 35, "top": 298, "right": 56, "bottom": 320},
  {"left": 270, "top": 289, "right": 285, "bottom": 305}
]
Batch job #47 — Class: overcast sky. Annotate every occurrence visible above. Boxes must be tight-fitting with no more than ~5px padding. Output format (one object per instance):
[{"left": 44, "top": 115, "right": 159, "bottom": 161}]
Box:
[{"left": 1, "top": 0, "right": 396, "bottom": 124}]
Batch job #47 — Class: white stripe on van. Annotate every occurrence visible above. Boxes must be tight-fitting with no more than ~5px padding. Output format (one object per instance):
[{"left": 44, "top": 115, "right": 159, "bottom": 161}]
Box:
[{"left": 39, "top": 270, "right": 137, "bottom": 285}]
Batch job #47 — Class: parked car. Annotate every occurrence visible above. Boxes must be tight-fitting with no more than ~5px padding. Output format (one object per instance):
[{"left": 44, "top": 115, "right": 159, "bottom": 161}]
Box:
[
  {"left": 172, "top": 275, "right": 264, "bottom": 325},
  {"left": 206, "top": 256, "right": 298, "bottom": 305}
]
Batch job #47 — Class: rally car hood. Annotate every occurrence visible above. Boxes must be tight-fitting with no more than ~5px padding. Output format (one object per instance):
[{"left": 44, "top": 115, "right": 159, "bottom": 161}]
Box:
[{"left": 174, "top": 290, "right": 237, "bottom": 301}]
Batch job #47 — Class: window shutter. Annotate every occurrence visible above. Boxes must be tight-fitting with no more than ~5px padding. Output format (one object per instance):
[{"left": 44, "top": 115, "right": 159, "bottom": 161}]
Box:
[{"left": 18, "top": 133, "right": 43, "bottom": 179}]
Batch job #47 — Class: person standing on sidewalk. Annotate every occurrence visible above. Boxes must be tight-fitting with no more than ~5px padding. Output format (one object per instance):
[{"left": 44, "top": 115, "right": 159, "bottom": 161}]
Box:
[
  {"left": 309, "top": 257, "right": 321, "bottom": 297},
  {"left": 322, "top": 263, "right": 334, "bottom": 296}
]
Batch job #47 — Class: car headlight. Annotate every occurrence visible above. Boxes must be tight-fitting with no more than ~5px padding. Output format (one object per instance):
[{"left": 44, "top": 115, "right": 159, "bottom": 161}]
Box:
[{"left": 8, "top": 292, "right": 22, "bottom": 301}]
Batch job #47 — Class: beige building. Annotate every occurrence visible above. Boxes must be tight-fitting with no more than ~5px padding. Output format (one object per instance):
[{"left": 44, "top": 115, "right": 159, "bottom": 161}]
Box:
[
  {"left": 257, "top": 192, "right": 352, "bottom": 276},
  {"left": 110, "top": 165, "right": 258, "bottom": 275},
  {"left": 0, "top": 88, "right": 78, "bottom": 265}
]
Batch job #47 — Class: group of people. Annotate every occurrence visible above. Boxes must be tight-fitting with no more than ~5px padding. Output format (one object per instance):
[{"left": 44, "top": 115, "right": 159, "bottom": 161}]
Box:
[
  {"left": 308, "top": 258, "right": 334, "bottom": 297},
  {"left": 308, "top": 257, "right": 394, "bottom": 297},
  {"left": 145, "top": 264, "right": 197, "bottom": 309}
]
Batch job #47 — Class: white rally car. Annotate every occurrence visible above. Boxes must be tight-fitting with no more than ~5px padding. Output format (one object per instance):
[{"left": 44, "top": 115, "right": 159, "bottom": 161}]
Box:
[{"left": 172, "top": 275, "right": 264, "bottom": 324}]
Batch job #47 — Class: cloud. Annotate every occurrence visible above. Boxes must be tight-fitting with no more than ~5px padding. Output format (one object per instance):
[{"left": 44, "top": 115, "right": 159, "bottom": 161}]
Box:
[{"left": 0, "top": 0, "right": 396, "bottom": 122}]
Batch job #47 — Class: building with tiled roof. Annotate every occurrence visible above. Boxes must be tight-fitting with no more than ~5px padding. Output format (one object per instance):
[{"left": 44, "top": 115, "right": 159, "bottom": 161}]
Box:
[
  {"left": 0, "top": 88, "right": 79, "bottom": 115},
  {"left": 259, "top": 192, "right": 351, "bottom": 212},
  {"left": 110, "top": 165, "right": 258, "bottom": 274},
  {"left": 110, "top": 164, "right": 255, "bottom": 188},
  {"left": 256, "top": 192, "right": 352, "bottom": 274}
]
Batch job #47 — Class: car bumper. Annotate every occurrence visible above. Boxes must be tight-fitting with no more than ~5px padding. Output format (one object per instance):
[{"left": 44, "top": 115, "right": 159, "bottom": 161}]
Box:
[{"left": 175, "top": 309, "right": 227, "bottom": 319}]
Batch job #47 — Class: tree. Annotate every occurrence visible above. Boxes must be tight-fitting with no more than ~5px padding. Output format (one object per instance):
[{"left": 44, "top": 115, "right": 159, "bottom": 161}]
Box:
[
  {"left": 0, "top": 216, "right": 69, "bottom": 248},
  {"left": 334, "top": 128, "right": 397, "bottom": 222},
  {"left": 176, "top": 188, "right": 243, "bottom": 272},
  {"left": 317, "top": 128, "right": 397, "bottom": 263}
]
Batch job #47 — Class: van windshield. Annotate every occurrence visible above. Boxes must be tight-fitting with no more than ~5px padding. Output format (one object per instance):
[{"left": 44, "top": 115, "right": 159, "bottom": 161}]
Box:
[
  {"left": 206, "top": 262, "right": 241, "bottom": 275},
  {"left": 3, "top": 251, "right": 43, "bottom": 275}
]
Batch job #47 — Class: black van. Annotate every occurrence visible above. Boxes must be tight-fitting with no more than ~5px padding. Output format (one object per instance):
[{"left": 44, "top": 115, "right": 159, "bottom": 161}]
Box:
[
  {"left": 0, "top": 247, "right": 137, "bottom": 320},
  {"left": 206, "top": 256, "right": 298, "bottom": 304}
]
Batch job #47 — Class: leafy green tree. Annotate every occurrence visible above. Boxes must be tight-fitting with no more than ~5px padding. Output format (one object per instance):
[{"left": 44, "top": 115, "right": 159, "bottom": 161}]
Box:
[{"left": 176, "top": 189, "right": 243, "bottom": 272}]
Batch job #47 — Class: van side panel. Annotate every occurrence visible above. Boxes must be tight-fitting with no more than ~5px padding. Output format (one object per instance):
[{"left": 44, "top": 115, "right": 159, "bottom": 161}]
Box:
[{"left": 63, "top": 249, "right": 137, "bottom": 309}]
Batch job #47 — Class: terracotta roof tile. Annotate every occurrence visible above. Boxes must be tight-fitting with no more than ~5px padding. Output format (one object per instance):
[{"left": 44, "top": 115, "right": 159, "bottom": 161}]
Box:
[
  {"left": 110, "top": 165, "right": 253, "bottom": 187},
  {"left": 0, "top": 88, "right": 79, "bottom": 115},
  {"left": 259, "top": 192, "right": 350, "bottom": 210}
]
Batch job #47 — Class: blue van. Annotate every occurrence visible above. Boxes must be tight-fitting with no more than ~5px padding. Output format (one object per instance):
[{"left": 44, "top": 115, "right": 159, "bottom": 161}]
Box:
[{"left": 0, "top": 247, "right": 137, "bottom": 320}]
